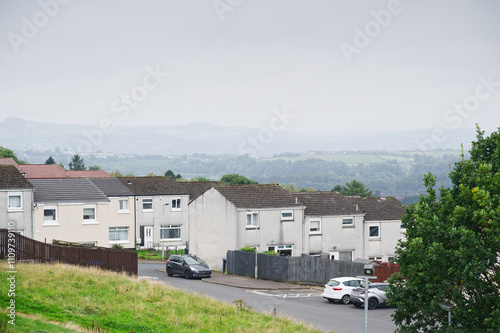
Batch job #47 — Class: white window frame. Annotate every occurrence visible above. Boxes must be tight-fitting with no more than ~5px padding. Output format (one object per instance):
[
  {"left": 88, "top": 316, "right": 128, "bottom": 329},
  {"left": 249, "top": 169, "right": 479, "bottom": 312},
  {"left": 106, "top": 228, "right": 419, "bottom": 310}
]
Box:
[
  {"left": 43, "top": 206, "right": 59, "bottom": 226},
  {"left": 281, "top": 210, "right": 294, "bottom": 221},
  {"left": 246, "top": 211, "right": 258, "bottom": 229},
  {"left": 171, "top": 197, "right": 182, "bottom": 211},
  {"left": 118, "top": 199, "right": 129, "bottom": 213},
  {"left": 369, "top": 224, "right": 380, "bottom": 239},
  {"left": 83, "top": 205, "right": 97, "bottom": 224},
  {"left": 7, "top": 192, "right": 22, "bottom": 212},
  {"left": 109, "top": 226, "right": 129, "bottom": 244},
  {"left": 160, "top": 225, "right": 181, "bottom": 241},
  {"left": 142, "top": 198, "right": 153, "bottom": 212},
  {"left": 342, "top": 217, "right": 354, "bottom": 227},
  {"left": 309, "top": 218, "right": 321, "bottom": 235}
]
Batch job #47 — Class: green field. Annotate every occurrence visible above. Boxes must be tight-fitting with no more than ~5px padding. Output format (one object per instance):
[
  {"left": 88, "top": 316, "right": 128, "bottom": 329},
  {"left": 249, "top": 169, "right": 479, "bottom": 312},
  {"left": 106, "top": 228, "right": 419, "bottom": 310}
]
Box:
[
  {"left": 263, "top": 150, "right": 461, "bottom": 165},
  {"left": 0, "top": 263, "right": 321, "bottom": 333}
]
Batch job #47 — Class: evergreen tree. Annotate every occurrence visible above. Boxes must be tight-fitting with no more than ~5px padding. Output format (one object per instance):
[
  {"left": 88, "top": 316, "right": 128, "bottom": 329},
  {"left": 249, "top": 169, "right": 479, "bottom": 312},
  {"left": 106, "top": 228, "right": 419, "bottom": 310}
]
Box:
[
  {"left": 45, "top": 156, "right": 56, "bottom": 164},
  {"left": 68, "top": 154, "right": 86, "bottom": 170}
]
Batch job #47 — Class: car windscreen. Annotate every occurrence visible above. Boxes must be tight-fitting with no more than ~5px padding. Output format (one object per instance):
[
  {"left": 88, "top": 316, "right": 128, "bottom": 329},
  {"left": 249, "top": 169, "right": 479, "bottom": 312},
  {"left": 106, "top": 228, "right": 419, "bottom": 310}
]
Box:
[
  {"left": 184, "top": 257, "right": 206, "bottom": 265},
  {"left": 326, "top": 280, "right": 341, "bottom": 287}
]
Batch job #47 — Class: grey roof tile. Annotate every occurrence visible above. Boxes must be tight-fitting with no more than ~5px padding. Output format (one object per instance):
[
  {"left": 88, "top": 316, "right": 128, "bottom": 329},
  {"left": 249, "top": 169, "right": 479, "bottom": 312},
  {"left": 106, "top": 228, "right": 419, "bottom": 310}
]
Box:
[
  {"left": 29, "top": 178, "right": 109, "bottom": 204},
  {"left": 348, "top": 196, "right": 405, "bottom": 221},
  {"left": 0, "top": 165, "right": 33, "bottom": 189},
  {"left": 178, "top": 181, "right": 222, "bottom": 202},
  {"left": 295, "top": 191, "right": 359, "bottom": 216},
  {"left": 89, "top": 178, "right": 134, "bottom": 197},
  {"left": 214, "top": 184, "right": 303, "bottom": 209},
  {"left": 118, "top": 177, "right": 190, "bottom": 196}
]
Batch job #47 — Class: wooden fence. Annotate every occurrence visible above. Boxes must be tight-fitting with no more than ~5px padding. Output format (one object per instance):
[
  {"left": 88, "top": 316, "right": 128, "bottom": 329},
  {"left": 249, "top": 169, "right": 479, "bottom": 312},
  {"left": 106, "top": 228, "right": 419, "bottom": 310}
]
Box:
[
  {"left": 0, "top": 229, "right": 137, "bottom": 275},
  {"left": 226, "top": 250, "right": 400, "bottom": 285}
]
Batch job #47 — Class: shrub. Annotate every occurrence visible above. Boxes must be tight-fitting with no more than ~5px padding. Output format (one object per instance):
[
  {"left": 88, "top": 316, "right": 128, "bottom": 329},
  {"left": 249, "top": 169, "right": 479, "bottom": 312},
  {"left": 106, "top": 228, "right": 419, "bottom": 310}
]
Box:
[{"left": 239, "top": 246, "right": 256, "bottom": 253}]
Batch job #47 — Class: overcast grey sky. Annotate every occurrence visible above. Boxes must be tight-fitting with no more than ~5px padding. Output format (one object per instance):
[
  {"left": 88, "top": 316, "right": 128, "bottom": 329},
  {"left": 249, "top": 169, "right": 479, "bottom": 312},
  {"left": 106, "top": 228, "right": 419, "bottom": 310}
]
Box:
[{"left": 1, "top": 0, "right": 500, "bottom": 135}]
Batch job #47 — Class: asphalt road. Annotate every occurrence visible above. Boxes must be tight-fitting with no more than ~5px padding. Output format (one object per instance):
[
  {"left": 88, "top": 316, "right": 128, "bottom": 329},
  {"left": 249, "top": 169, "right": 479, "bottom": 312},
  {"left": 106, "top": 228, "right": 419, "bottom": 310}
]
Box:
[{"left": 139, "top": 262, "right": 397, "bottom": 333}]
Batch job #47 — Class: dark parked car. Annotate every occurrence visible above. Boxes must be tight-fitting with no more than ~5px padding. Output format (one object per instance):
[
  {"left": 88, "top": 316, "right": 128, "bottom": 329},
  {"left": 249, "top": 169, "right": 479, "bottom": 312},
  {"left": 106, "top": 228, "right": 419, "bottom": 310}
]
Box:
[
  {"left": 350, "top": 282, "right": 390, "bottom": 309},
  {"left": 166, "top": 255, "right": 211, "bottom": 279}
]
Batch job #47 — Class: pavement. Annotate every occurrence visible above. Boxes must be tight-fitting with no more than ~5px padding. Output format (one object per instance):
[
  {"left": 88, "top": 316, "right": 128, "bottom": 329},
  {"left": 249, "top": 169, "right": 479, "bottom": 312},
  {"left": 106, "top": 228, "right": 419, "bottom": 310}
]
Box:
[
  {"left": 155, "top": 268, "right": 320, "bottom": 290},
  {"left": 204, "top": 272, "right": 319, "bottom": 290},
  {"left": 141, "top": 260, "right": 322, "bottom": 290}
]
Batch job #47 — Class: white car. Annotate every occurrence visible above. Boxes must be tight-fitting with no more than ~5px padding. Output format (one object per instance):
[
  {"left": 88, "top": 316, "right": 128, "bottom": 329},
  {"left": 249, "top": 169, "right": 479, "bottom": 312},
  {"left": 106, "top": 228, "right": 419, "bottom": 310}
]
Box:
[{"left": 321, "top": 277, "right": 364, "bottom": 304}]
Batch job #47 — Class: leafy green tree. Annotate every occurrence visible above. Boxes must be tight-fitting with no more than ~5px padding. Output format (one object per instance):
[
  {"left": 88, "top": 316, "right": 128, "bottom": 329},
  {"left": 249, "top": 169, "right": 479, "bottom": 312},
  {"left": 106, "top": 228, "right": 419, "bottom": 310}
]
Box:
[
  {"left": 0, "top": 146, "right": 25, "bottom": 164},
  {"left": 89, "top": 165, "right": 101, "bottom": 170},
  {"left": 68, "top": 154, "right": 86, "bottom": 170},
  {"left": 109, "top": 170, "right": 134, "bottom": 177},
  {"left": 388, "top": 126, "right": 500, "bottom": 332},
  {"left": 281, "top": 183, "right": 315, "bottom": 192},
  {"left": 332, "top": 180, "right": 373, "bottom": 197},
  {"left": 110, "top": 170, "right": 124, "bottom": 177},
  {"left": 45, "top": 156, "right": 56, "bottom": 164},
  {"left": 191, "top": 177, "right": 211, "bottom": 182},
  {"left": 221, "top": 173, "right": 258, "bottom": 185},
  {"left": 165, "top": 170, "right": 182, "bottom": 179}
]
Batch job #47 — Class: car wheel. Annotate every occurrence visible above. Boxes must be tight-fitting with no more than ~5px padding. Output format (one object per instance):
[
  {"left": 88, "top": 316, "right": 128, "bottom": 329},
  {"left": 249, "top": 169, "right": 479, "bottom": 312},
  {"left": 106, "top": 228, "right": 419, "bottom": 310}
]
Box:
[
  {"left": 166, "top": 267, "right": 173, "bottom": 277},
  {"left": 368, "top": 298, "right": 378, "bottom": 310},
  {"left": 184, "top": 270, "right": 191, "bottom": 279},
  {"left": 341, "top": 295, "right": 350, "bottom": 305},
  {"left": 327, "top": 298, "right": 335, "bottom": 303}
]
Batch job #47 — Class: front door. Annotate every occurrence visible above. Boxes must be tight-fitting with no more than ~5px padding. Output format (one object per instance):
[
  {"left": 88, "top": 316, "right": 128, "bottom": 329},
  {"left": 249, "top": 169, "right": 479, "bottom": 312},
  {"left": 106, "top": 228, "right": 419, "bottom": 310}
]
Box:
[{"left": 144, "top": 226, "right": 153, "bottom": 249}]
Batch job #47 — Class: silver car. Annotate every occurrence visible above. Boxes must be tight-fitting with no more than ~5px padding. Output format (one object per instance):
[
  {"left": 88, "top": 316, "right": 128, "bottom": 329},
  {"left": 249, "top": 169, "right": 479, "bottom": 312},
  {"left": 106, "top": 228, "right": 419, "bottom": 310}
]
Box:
[{"left": 350, "top": 282, "right": 389, "bottom": 309}]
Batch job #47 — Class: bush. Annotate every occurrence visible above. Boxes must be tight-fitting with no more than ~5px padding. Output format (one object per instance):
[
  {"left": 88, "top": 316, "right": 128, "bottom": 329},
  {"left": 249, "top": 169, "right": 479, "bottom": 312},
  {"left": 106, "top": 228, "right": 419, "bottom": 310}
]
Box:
[
  {"left": 239, "top": 246, "right": 256, "bottom": 253},
  {"left": 261, "top": 250, "right": 279, "bottom": 256},
  {"left": 111, "top": 244, "right": 123, "bottom": 250}
]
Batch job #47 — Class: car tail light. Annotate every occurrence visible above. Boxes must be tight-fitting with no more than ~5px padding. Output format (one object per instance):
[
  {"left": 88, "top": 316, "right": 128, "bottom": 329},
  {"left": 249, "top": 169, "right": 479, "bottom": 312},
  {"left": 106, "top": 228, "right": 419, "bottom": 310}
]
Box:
[{"left": 333, "top": 287, "right": 342, "bottom": 291}]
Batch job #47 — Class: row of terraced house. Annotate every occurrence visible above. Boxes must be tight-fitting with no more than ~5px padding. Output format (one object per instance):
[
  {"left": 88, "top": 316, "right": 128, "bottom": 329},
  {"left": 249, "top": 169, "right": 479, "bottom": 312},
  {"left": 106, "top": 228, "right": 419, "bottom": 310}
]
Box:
[{"left": 0, "top": 158, "right": 406, "bottom": 270}]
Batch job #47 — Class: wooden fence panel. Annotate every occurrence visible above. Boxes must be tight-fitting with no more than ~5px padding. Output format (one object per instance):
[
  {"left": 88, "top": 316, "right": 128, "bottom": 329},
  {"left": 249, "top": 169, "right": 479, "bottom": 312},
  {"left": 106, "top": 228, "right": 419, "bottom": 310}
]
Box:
[
  {"left": 0, "top": 229, "right": 137, "bottom": 275},
  {"left": 227, "top": 250, "right": 365, "bottom": 285},
  {"left": 374, "top": 263, "right": 400, "bottom": 282}
]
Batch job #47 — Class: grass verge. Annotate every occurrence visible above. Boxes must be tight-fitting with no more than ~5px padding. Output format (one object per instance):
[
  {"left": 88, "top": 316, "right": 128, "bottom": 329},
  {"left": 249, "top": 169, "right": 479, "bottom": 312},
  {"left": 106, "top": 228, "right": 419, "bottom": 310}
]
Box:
[
  {"left": 136, "top": 249, "right": 185, "bottom": 261},
  {"left": 0, "top": 262, "right": 321, "bottom": 333}
]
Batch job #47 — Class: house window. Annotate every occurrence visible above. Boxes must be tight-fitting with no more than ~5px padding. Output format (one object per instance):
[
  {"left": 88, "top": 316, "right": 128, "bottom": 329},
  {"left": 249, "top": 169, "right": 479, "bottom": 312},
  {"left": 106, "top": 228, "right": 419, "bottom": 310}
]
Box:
[
  {"left": 281, "top": 210, "right": 293, "bottom": 221},
  {"left": 171, "top": 198, "right": 181, "bottom": 211},
  {"left": 339, "top": 251, "right": 352, "bottom": 262},
  {"left": 7, "top": 193, "right": 22, "bottom": 211},
  {"left": 119, "top": 199, "right": 128, "bottom": 212},
  {"left": 246, "top": 211, "right": 258, "bottom": 229},
  {"left": 369, "top": 225, "right": 380, "bottom": 238},
  {"left": 44, "top": 208, "right": 56, "bottom": 221},
  {"left": 83, "top": 206, "right": 96, "bottom": 221},
  {"left": 143, "top": 198, "right": 153, "bottom": 211},
  {"left": 309, "top": 219, "right": 321, "bottom": 234},
  {"left": 161, "top": 225, "right": 181, "bottom": 240},
  {"left": 109, "top": 227, "right": 129, "bottom": 243},
  {"left": 342, "top": 217, "right": 354, "bottom": 226}
]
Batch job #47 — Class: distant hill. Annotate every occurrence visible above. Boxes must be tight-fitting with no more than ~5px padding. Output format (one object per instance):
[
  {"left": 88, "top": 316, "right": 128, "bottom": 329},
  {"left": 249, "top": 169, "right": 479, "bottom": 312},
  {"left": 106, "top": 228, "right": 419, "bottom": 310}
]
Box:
[{"left": 1, "top": 117, "right": 476, "bottom": 155}]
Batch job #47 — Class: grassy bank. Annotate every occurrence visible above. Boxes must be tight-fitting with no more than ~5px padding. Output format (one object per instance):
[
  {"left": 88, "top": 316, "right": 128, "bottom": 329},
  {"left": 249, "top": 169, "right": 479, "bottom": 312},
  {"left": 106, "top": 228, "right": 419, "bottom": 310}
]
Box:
[{"left": 0, "top": 263, "right": 321, "bottom": 333}]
